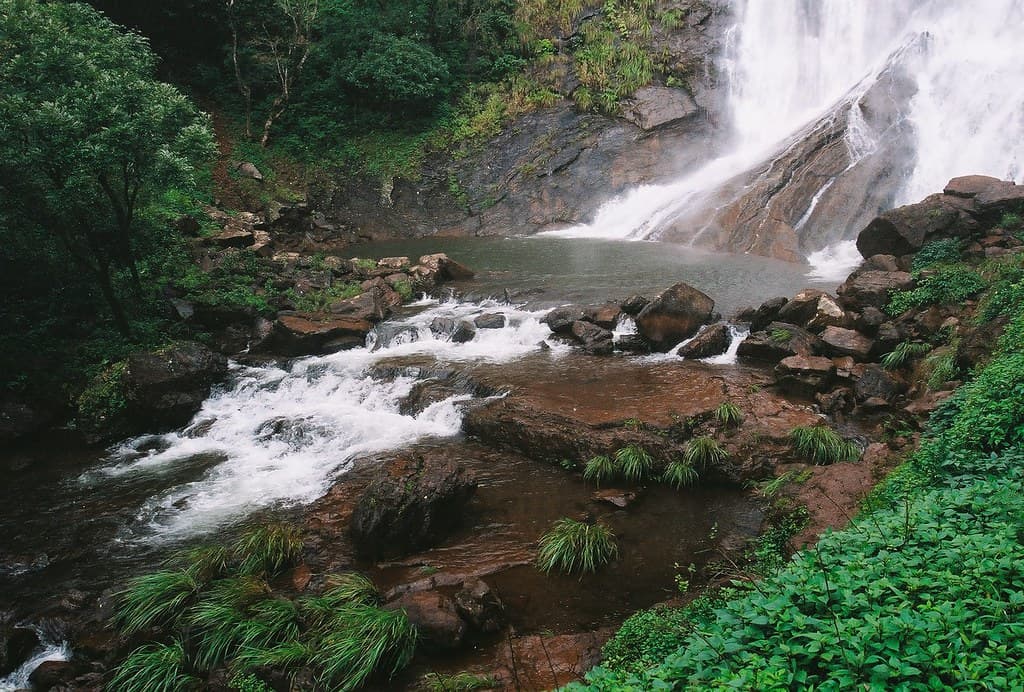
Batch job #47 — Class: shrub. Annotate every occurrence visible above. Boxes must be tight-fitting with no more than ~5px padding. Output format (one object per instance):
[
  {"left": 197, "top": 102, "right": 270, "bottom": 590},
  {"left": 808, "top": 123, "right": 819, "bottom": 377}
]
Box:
[
  {"left": 598, "top": 601, "right": 715, "bottom": 676},
  {"left": 536, "top": 518, "right": 619, "bottom": 575},
  {"left": 76, "top": 360, "right": 128, "bottom": 433},
  {"left": 886, "top": 264, "right": 984, "bottom": 316},
  {"left": 108, "top": 640, "right": 198, "bottom": 692},
  {"left": 683, "top": 436, "right": 728, "bottom": 468},
  {"left": 770, "top": 328, "right": 792, "bottom": 343},
  {"left": 228, "top": 672, "right": 272, "bottom": 692},
  {"left": 392, "top": 279, "right": 414, "bottom": 302},
  {"left": 233, "top": 524, "right": 303, "bottom": 577},
  {"left": 583, "top": 455, "right": 617, "bottom": 487},
  {"left": 713, "top": 402, "right": 743, "bottom": 427},
  {"left": 880, "top": 341, "right": 931, "bottom": 370},
  {"left": 614, "top": 444, "right": 653, "bottom": 482},
  {"left": 315, "top": 605, "right": 417, "bottom": 691},
  {"left": 788, "top": 425, "right": 859, "bottom": 464},
  {"left": 662, "top": 460, "right": 698, "bottom": 489},
  {"left": 911, "top": 238, "right": 962, "bottom": 271}
]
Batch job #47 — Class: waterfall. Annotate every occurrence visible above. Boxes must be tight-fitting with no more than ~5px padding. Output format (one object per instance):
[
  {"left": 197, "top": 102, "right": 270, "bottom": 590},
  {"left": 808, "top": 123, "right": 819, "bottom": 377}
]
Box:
[{"left": 544, "top": 1, "right": 1024, "bottom": 262}]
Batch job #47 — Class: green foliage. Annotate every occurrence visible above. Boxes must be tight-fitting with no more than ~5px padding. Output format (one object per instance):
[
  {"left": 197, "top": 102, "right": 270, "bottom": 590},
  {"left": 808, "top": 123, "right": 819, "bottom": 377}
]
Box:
[
  {"left": 233, "top": 523, "right": 303, "bottom": 577},
  {"left": 392, "top": 279, "right": 415, "bottom": 302},
  {"left": 713, "top": 401, "right": 743, "bottom": 427},
  {"left": 770, "top": 328, "right": 792, "bottom": 343},
  {"left": 179, "top": 250, "right": 275, "bottom": 314},
  {"left": 880, "top": 340, "right": 931, "bottom": 370},
  {"left": 536, "top": 518, "right": 619, "bottom": 575},
  {"left": 598, "top": 601, "right": 715, "bottom": 676},
  {"left": 314, "top": 605, "right": 418, "bottom": 691},
  {"left": 341, "top": 33, "right": 452, "bottom": 105},
  {"left": 662, "top": 460, "right": 698, "bottom": 489},
  {"left": 614, "top": 444, "right": 653, "bottom": 482},
  {"left": 923, "top": 346, "right": 959, "bottom": 389},
  {"left": 75, "top": 360, "right": 128, "bottom": 433},
  {"left": 228, "top": 672, "right": 272, "bottom": 692},
  {"left": 757, "top": 469, "right": 811, "bottom": 498},
  {"left": 583, "top": 455, "right": 617, "bottom": 487},
  {"left": 287, "top": 282, "right": 363, "bottom": 312},
  {"left": 789, "top": 425, "right": 859, "bottom": 464},
  {"left": 912, "top": 238, "right": 962, "bottom": 271},
  {"left": 1000, "top": 211, "right": 1023, "bottom": 229},
  {"left": 887, "top": 264, "right": 985, "bottom": 316},
  {"left": 108, "top": 640, "right": 198, "bottom": 692},
  {"left": 683, "top": 436, "right": 728, "bottom": 469},
  {"left": 116, "top": 569, "right": 201, "bottom": 635},
  {"left": 421, "top": 672, "right": 499, "bottom": 691},
  {"left": 320, "top": 572, "right": 382, "bottom": 607}
]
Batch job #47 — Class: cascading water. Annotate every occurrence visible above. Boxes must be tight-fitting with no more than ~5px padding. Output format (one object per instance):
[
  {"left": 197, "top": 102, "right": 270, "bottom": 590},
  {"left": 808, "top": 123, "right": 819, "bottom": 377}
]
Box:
[{"left": 545, "top": 0, "right": 1024, "bottom": 277}]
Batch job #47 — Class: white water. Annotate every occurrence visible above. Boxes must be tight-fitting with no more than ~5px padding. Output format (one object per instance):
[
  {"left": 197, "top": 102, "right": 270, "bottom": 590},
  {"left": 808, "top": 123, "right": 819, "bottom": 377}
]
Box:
[
  {"left": 80, "top": 299, "right": 566, "bottom": 540},
  {"left": 546, "top": 0, "right": 1024, "bottom": 268},
  {"left": 0, "top": 638, "right": 69, "bottom": 692}
]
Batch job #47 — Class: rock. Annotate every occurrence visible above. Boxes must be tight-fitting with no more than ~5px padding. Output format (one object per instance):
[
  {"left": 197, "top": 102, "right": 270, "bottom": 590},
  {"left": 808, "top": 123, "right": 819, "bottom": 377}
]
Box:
[
  {"left": 677, "top": 323, "right": 730, "bottom": 359},
  {"left": 543, "top": 306, "right": 586, "bottom": 335},
  {"left": 621, "top": 86, "right": 699, "bottom": 130},
  {"left": 863, "top": 254, "right": 900, "bottom": 272},
  {"left": 615, "top": 334, "right": 650, "bottom": 354},
  {"left": 854, "top": 364, "right": 906, "bottom": 403},
  {"left": 805, "top": 294, "right": 849, "bottom": 332},
  {"left": 494, "top": 630, "right": 611, "bottom": 690},
  {"left": 974, "top": 180, "right": 1024, "bottom": 220},
  {"left": 329, "top": 289, "right": 391, "bottom": 323},
  {"left": 321, "top": 256, "right": 354, "bottom": 275},
  {"left": 820, "top": 327, "right": 875, "bottom": 360},
  {"left": 816, "top": 387, "right": 854, "bottom": 414},
  {"left": 418, "top": 253, "right": 475, "bottom": 281},
  {"left": 209, "top": 226, "right": 254, "bottom": 248},
  {"left": 453, "top": 578, "right": 505, "bottom": 633},
  {"left": 943, "top": 175, "right": 1002, "bottom": 198},
  {"left": 620, "top": 294, "right": 650, "bottom": 316},
  {"left": 235, "top": 161, "right": 263, "bottom": 180},
  {"left": 474, "top": 313, "right": 506, "bottom": 329},
  {"left": 29, "top": 659, "right": 76, "bottom": 689},
  {"left": 349, "top": 455, "right": 476, "bottom": 559},
  {"left": 451, "top": 321, "right": 476, "bottom": 343},
  {"left": 123, "top": 342, "right": 228, "bottom": 430},
  {"left": 635, "top": 282, "right": 715, "bottom": 351},
  {"left": 1, "top": 620, "right": 39, "bottom": 676},
  {"left": 856, "top": 306, "right": 888, "bottom": 332},
  {"left": 775, "top": 355, "right": 835, "bottom": 393},
  {"left": 397, "top": 370, "right": 493, "bottom": 416},
  {"left": 370, "top": 325, "right": 419, "bottom": 352},
  {"left": 874, "top": 322, "right": 902, "bottom": 355},
  {"left": 777, "top": 289, "right": 826, "bottom": 326},
  {"left": 737, "top": 322, "right": 820, "bottom": 362},
  {"left": 387, "top": 590, "right": 465, "bottom": 650},
  {"left": 591, "top": 488, "right": 638, "bottom": 509},
  {"left": 837, "top": 270, "right": 914, "bottom": 310},
  {"left": 583, "top": 304, "right": 622, "bottom": 330},
  {"left": 378, "top": 256, "right": 410, "bottom": 270},
  {"left": 570, "top": 321, "right": 614, "bottom": 355},
  {"left": 429, "top": 317, "right": 456, "bottom": 338},
  {"left": 856, "top": 192, "right": 979, "bottom": 258},
  {"left": 904, "top": 390, "right": 954, "bottom": 416},
  {"left": 743, "top": 296, "right": 789, "bottom": 332},
  {"left": 254, "top": 314, "right": 372, "bottom": 356}
]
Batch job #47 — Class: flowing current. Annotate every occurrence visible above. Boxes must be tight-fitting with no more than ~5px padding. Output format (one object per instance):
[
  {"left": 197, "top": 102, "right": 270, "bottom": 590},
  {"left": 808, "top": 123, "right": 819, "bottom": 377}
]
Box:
[{"left": 545, "top": 0, "right": 1024, "bottom": 271}]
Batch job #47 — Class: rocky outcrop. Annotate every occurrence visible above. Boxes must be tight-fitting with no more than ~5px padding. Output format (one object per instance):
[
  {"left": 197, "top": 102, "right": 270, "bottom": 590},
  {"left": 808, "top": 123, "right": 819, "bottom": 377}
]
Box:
[
  {"left": 570, "top": 320, "right": 614, "bottom": 355},
  {"left": 635, "top": 282, "right": 715, "bottom": 351},
  {"left": 122, "top": 342, "right": 228, "bottom": 431},
  {"left": 677, "top": 323, "right": 731, "bottom": 359},
  {"left": 349, "top": 455, "right": 476, "bottom": 559},
  {"left": 621, "top": 86, "right": 699, "bottom": 130},
  {"left": 837, "top": 267, "right": 914, "bottom": 310},
  {"left": 819, "top": 326, "right": 875, "bottom": 360},
  {"left": 253, "top": 314, "right": 372, "bottom": 356},
  {"left": 774, "top": 355, "right": 835, "bottom": 394},
  {"left": 738, "top": 322, "right": 820, "bottom": 362}
]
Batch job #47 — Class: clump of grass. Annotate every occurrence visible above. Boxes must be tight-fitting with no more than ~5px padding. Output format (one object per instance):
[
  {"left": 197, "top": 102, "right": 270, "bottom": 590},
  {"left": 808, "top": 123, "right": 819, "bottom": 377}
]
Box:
[
  {"left": 583, "top": 454, "right": 617, "bottom": 486},
  {"left": 683, "top": 436, "right": 728, "bottom": 469},
  {"left": 234, "top": 639, "right": 313, "bottom": 672},
  {"left": 321, "top": 572, "right": 382, "bottom": 607},
  {"left": 615, "top": 444, "right": 653, "bottom": 482},
  {"left": 789, "top": 425, "right": 859, "bottom": 464},
  {"left": 116, "top": 569, "right": 201, "bottom": 634},
  {"left": 770, "top": 328, "right": 792, "bottom": 343},
  {"left": 233, "top": 523, "right": 303, "bottom": 577},
  {"left": 422, "top": 672, "right": 499, "bottom": 691},
  {"left": 714, "top": 402, "right": 743, "bottom": 427},
  {"left": 536, "top": 518, "right": 619, "bottom": 575},
  {"left": 175, "top": 545, "right": 229, "bottom": 582},
  {"left": 881, "top": 341, "right": 931, "bottom": 370},
  {"left": 108, "top": 640, "right": 198, "bottom": 692},
  {"left": 757, "top": 469, "right": 812, "bottom": 498},
  {"left": 662, "top": 460, "right": 698, "bottom": 489},
  {"left": 315, "top": 605, "right": 417, "bottom": 691},
  {"left": 923, "top": 347, "right": 960, "bottom": 389}
]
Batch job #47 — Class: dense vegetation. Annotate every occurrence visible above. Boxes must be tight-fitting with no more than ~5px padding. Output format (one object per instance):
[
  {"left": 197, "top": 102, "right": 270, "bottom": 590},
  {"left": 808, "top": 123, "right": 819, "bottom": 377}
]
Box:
[{"left": 575, "top": 244, "right": 1024, "bottom": 689}]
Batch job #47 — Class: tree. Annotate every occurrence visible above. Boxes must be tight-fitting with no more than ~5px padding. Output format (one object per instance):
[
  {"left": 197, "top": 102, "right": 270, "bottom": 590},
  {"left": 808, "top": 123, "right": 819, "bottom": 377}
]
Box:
[{"left": 0, "top": 0, "right": 215, "bottom": 335}]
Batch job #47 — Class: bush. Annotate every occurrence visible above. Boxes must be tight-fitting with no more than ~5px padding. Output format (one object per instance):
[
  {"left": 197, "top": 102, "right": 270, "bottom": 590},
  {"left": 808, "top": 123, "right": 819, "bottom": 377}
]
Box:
[
  {"left": 788, "top": 425, "right": 859, "bottom": 464},
  {"left": 598, "top": 602, "right": 715, "bottom": 676},
  {"left": 315, "top": 605, "right": 418, "bottom": 691},
  {"left": 116, "top": 569, "right": 201, "bottom": 634},
  {"left": 614, "top": 445, "right": 653, "bottom": 482},
  {"left": 887, "top": 264, "right": 985, "bottom": 316},
  {"left": 912, "top": 238, "right": 962, "bottom": 271},
  {"left": 536, "top": 518, "right": 619, "bottom": 575},
  {"left": 233, "top": 523, "right": 303, "bottom": 577},
  {"left": 108, "top": 640, "right": 198, "bottom": 692}
]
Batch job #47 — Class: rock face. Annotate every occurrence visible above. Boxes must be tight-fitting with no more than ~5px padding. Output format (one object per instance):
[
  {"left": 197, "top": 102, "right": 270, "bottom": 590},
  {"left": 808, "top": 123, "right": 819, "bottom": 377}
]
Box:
[
  {"left": 621, "top": 86, "right": 699, "bottom": 130},
  {"left": 737, "top": 322, "right": 820, "bottom": 362},
  {"left": 774, "top": 355, "right": 835, "bottom": 394},
  {"left": 819, "top": 326, "right": 875, "bottom": 360},
  {"left": 677, "top": 323, "right": 731, "bottom": 359},
  {"left": 349, "top": 456, "right": 476, "bottom": 559},
  {"left": 635, "top": 282, "right": 715, "bottom": 351},
  {"left": 123, "top": 342, "right": 228, "bottom": 430}
]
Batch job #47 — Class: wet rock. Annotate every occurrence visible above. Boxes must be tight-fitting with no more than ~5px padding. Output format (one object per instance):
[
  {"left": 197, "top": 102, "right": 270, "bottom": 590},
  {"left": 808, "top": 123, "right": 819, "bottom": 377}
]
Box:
[
  {"left": 614, "top": 334, "right": 650, "bottom": 354},
  {"left": 854, "top": 364, "right": 906, "bottom": 403},
  {"left": 378, "top": 256, "right": 410, "bottom": 271},
  {"left": 635, "top": 282, "right": 715, "bottom": 351},
  {"left": 856, "top": 306, "right": 888, "bottom": 333},
  {"left": 543, "top": 306, "right": 586, "bottom": 336},
  {"left": 429, "top": 317, "right": 456, "bottom": 337},
  {"left": 804, "top": 294, "right": 849, "bottom": 332},
  {"left": 620, "top": 295, "right": 649, "bottom": 316},
  {"left": 474, "top": 313, "right": 506, "bottom": 329},
  {"left": 816, "top": 387, "right": 854, "bottom": 414},
  {"left": 837, "top": 270, "right": 914, "bottom": 310},
  {"left": 451, "top": 321, "right": 477, "bottom": 343},
  {"left": 1, "top": 619, "right": 39, "bottom": 676},
  {"left": 29, "top": 659, "right": 76, "bottom": 689},
  {"left": 329, "top": 289, "right": 391, "bottom": 323},
  {"left": 370, "top": 324, "right": 419, "bottom": 352},
  {"left": 856, "top": 192, "right": 980, "bottom": 258},
  {"left": 904, "top": 390, "right": 954, "bottom": 416},
  {"left": 591, "top": 488, "right": 639, "bottom": 509},
  {"left": 123, "top": 342, "right": 228, "bottom": 431},
  {"left": 254, "top": 314, "right": 372, "bottom": 356},
  {"left": 874, "top": 322, "right": 902, "bottom": 355},
  {"left": 944, "top": 174, "right": 1004, "bottom": 198},
  {"left": 350, "top": 455, "right": 476, "bottom": 559},
  {"left": 583, "top": 304, "right": 622, "bottom": 330},
  {"left": 453, "top": 578, "right": 505, "bottom": 633},
  {"left": 737, "top": 322, "right": 820, "bottom": 362},
  {"left": 493, "top": 630, "right": 611, "bottom": 690},
  {"left": 398, "top": 370, "right": 494, "bottom": 416},
  {"left": 418, "top": 253, "right": 475, "bottom": 282},
  {"left": 774, "top": 355, "right": 835, "bottom": 393},
  {"left": 740, "top": 296, "right": 789, "bottom": 332},
  {"left": 820, "top": 327, "right": 875, "bottom": 360},
  {"left": 570, "top": 321, "right": 614, "bottom": 355},
  {"left": 387, "top": 590, "right": 465, "bottom": 651},
  {"left": 777, "top": 289, "right": 826, "bottom": 326},
  {"left": 621, "top": 86, "right": 699, "bottom": 130},
  {"left": 863, "top": 254, "right": 900, "bottom": 272},
  {"left": 235, "top": 161, "right": 263, "bottom": 180},
  {"left": 974, "top": 179, "right": 1024, "bottom": 220},
  {"left": 677, "top": 323, "right": 730, "bottom": 359}
]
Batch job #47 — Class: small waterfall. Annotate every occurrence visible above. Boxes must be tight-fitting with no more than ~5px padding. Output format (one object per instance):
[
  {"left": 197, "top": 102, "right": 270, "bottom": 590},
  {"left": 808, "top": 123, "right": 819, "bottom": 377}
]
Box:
[
  {"left": 0, "top": 634, "right": 69, "bottom": 692},
  {"left": 79, "top": 299, "right": 566, "bottom": 541}
]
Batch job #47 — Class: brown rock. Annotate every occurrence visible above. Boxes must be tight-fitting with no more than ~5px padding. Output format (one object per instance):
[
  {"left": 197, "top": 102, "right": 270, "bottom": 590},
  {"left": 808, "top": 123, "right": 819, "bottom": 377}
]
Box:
[
  {"left": 854, "top": 364, "right": 906, "bottom": 403},
  {"left": 903, "top": 390, "right": 954, "bottom": 416},
  {"left": 777, "top": 289, "right": 826, "bottom": 326},
  {"left": 737, "top": 322, "right": 820, "bottom": 362},
  {"left": 583, "top": 304, "right": 623, "bottom": 330},
  {"left": 943, "top": 175, "right": 1004, "bottom": 198},
  {"left": 387, "top": 590, "right": 465, "bottom": 650},
  {"left": 775, "top": 355, "right": 835, "bottom": 393},
  {"left": 677, "top": 323, "right": 731, "bottom": 359},
  {"left": 453, "top": 578, "right": 505, "bottom": 633},
  {"left": 123, "top": 342, "right": 228, "bottom": 431},
  {"left": 863, "top": 254, "right": 900, "bottom": 271},
  {"left": 571, "top": 320, "right": 614, "bottom": 355},
  {"left": 378, "top": 256, "right": 410, "bottom": 270},
  {"left": 820, "top": 327, "right": 875, "bottom": 360},
  {"left": 493, "top": 630, "right": 612, "bottom": 690},
  {"left": 591, "top": 488, "right": 639, "bottom": 509},
  {"left": 837, "top": 270, "right": 914, "bottom": 310},
  {"left": 209, "top": 226, "right": 254, "bottom": 248},
  {"left": 543, "top": 306, "right": 586, "bottom": 335},
  {"left": 418, "top": 253, "right": 475, "bottom": 281},
  {"left": 330, "top": 289, "right": 391, "bottom": 323},
  {"left": 620, "top": 295, "right": 649, "bottom": 316},
  {"left": 856, "top": 193, "right": 979, "bottom": 258},
  {"left": 737, "top": 296, "right": 788, "bottom": 332},
  {"left": 805, "top": 294, "right": 849, "bottom": 332},
  {"left": 255, "top": 314, "right": 372, "bottom": 356},
  {"left": 474, "top": 313, "right": 507, "bottom": 330},
  {"left": 635, "top": 282, "right": 715, "bottom": 351},
  {"left": 621, "top": 86, "right": 699, "bottom": 130}
]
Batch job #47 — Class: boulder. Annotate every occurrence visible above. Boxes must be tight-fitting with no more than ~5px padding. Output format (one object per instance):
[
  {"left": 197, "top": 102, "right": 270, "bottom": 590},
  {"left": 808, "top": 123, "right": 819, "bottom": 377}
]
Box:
[
  {"left": 378, "top": 256, "right": 410, "bottom": 270},
  {"left": 570, "top": 321, "right": 614, "bottom": 355},
  {"left": 350, "top": 455, "right": 476, "bottom": 559},
  {"left": 590, "top": 488, "right": 639, "bottom": 509},
  {"left": 583, "top": 304, "right": 622, "bottom": 330},
  {"left": 370, "top": 325, "right": 419, "bottom": 352},
  {"left": 677, "top": 323, "right": 731, "bottom": 359},
  {"left": 635, "top": 282, "right": 715, "bottom": 351},
  {"left": 837, "top": 270, "right": 914, "bottom": 310},
  {"left": 453, "top": 578, "right": 505, "bottom": 633},
  {"left": 820, "top": 327, "right": 875, "bottom": 360},
  {"left": 741, "top": 296, "right": 789, "bottom": 332},
  {"left": 254, "top": 314, "right": 372, "bottom": 356},
  {"left": 429, "top": 317, "right": 456, "bottom": 338},
  {"left": 29, "top": 659, "right": 76, "bottom": 689},
  {"left": 777, "top": 289, "right": 826, "bottom": 326},
  {"left": 737, "top": 322, "right": 820, "bottom": 362},
  {"left": 974, "top": 180, "right": 1024, "bottom": 220},
  {"left": 418, "top": 253, "right": 475, "bottom": 281},
  {"left": 862, "top": 254, "right": 901, "bottom": 272},
  {"left": 387, "top": 590, "right": 465, "bottom": 650},
  {"left": 329, "top": 289, "right": 391, "bottom": 323},
  {"left": 123, "top": 342, "right": 228, "bottom": 430},
  {"left": 943, "top": 175, "right": 1003, "bottom": 198},
  {"left": 235, "top": 161, "right": 263, "bottom": 180},
  {"left": 856, "top": 192, "right": 980, "bottom": 258},
  {"left": 209, "top": 226, "right": 254, "bottom": 248},
  {"left": 474, "top": 313, "right": 506, "bottom": 329},
  {"left": 620, "top": 295, "right": 649, "bottom": 316},
  {"left": 622, "top": 86, "right": 699, "bottom": 131},
  {"left": 614, "top": 334, "right": 650, "bottom": 354},
  {"left": 1, "top": 620, "right": 39, "bottom": 676},
  {"left": 451, "top": 321, "right": 477, "bottom": 344},
  {"left": 854, "top": 364, "right": 906, "bottom": 403},
  {"left": 805, "top": 294, "right": 849, "bottom": 332},
  {"left": 543, "top": 306, "right": 585, "bottom": 336},
  {"left": 774, "top": 355, "right": 836, "bottom": 393}
]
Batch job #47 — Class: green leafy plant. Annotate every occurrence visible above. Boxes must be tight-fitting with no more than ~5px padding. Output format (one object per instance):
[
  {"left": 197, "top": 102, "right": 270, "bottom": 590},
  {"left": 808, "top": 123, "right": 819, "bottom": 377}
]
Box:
[
  {"left": 615, "top": 444, "right": 653, "bottom": 482},
  {"left": 392, "top": 279, "right": 414, "bottom": 302},
  {"left": 770, "top": 328, "right": 792, "bottom": 343},
  {"left": 788, "top": 425, "right": 859, "bottom": 464},
  {"left": 228, "top": 671, "right": 273, "bottom": 692},
  {"left": 922, "top": 346, "right": 959, "bottom": 389},
  {"left": 321, "top": 572, "right": 382, "bottom": 607},
  {"left": 536, "top": 518, "right": 619, "bottom": 575},
  {"left": 911, "top": 238, "right": 962, "bottom": 271},
  {"left": 116, "top": 569, "right": 201, "bottom": 635},
  {"left": 887, "top": 264, "right": 985, "bottom": 316},
  {"left": 713, "top": 402, "right": 743, "bottom": 427},
  {"left": 583, "top": 454, "right": 617, "bottom": 486},
  {"left": 108, "top": 640, "right": 198, "bottom": 692},
  {"left": 314, "top": 604, "right": 418, "bottom": 691},
  {"left": 233, "top": 523, "right": 303, "bottom": 577},
  {"left": 662, "top": 460, "right": 698, "bottom": 489},
  {"left": 683, "top": 436, "right": 728, "bottom": 469},
  {"left": 757, "top": 469, "right": 811, "bottom": 498},
  {"left": 880, "top": 341, "right": 931, "bottom": 370},
  {"left": 422, "top": 672, "right": 499, "bottom": 691}
]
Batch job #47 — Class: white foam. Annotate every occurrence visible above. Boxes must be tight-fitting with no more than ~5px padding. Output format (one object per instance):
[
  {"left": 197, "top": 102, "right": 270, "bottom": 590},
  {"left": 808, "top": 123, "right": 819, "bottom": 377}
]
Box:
[
  {"left": 806, "top": 240, "right": 863, "bottom": 283},
  {"left": 0, "top": 640, "right": 69, "bottom": 692}
]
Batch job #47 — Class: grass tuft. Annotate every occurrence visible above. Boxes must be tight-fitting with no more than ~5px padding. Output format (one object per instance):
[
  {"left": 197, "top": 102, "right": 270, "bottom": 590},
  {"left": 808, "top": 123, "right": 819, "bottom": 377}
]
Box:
[
  {"left": 233, "top": 523, "right": 303, "bottom": 577},
  {"left": 789, "top": 425, "right": 859, "bottom": 464},
  {"left": 583, "top": 454, "right": 617, "bottom": 486},
  {"left": 662, "top": 460, "right": 698, "bottom": 489},
  {"left": 422, "top": 671, "right": 499, "bottom": 691},
  {"left": 615, "top": 444, "right": 653, "bottom": 482},
  {"left": 108, "top": 640, "right": 198, "bottom": 692},
  {"left": 880, "top": 341, "right": 931, "bottom": 370},
  {"left": 315, "top": 605, "right": 418, "bottom": 691},
  {"left": 683, "top": 436, "right": 728, "bottom": 469},
  {"left": 116, "top": 569, "right": 201, "bottom": 635},
  {"left": 536, "top": 518, "right": 619, "bottom": 575},
  {"left": 714, "top": 402, "right": 743, "bottom": 427}
]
